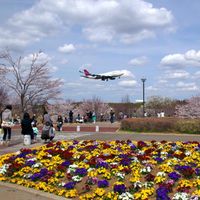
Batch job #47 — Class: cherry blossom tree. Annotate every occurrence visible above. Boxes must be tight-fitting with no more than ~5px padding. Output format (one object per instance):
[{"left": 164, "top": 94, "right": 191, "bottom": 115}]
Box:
[
  {"left": 75, "top": 97, "right": 110, "bottom": 120},
  {"left": 0, "top": 87, "right": 9, "bottom": 111},
  {"left": 175, "top": 96, "right": 200, "bottom": 118},
  {"left": 146, "top": 96, "right": 177, "bottom": 117}
]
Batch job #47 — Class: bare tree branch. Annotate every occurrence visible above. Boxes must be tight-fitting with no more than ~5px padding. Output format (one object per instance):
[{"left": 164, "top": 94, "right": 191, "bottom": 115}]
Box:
[{"left": 0, "top": 50, "right": 63, "bottom": 112}]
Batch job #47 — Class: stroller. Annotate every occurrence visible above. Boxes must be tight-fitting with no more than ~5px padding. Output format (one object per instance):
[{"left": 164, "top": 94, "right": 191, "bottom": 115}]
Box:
[{"left": 41, "top": 122, "right": 55, "bottom": 142}]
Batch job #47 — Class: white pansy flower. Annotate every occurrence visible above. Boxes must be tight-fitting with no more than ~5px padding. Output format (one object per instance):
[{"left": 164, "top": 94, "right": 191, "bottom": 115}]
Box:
[
  {"left": 140, "top": 166, "right": 151, "bottom": 174},
  {"left": 116, "top": 172, "right": 125, "bottom": 180},
  {"left": 133, "top": 181, "right": 142, "bottom": 189},
  {"left": 27, "top": 157, "right": 37, "bottom": 162},
  {"left": 138, "top": 150, "right": 144, "bottom": 155},
  {"left": 143, "top": 181, "right": 154, "bottom": 188},
  {"left": 23, "top": 173, "right": 32, "bottom": 179},
  {"left": 118, "top": 192, "right": 134, "bottom": 200},
  {"left": 87, "top": 168, "right": 95, "bottom": 172},
  {"left": 156, "top": 172, "right": 166, "bottom": 177},
  {"left": 68, "top": 164, "right": 78, "bottom": 173},
  {"left": 185, "top": 151, "right": 191, "bottom": 156},
  {"left": 172, "top": 192, "right": 190, "bottom": 200},
  {"left": 72, "top": 175, "right": 82, "bottom": 182},
  {"left": 58, "top": 182, "right": 66, "bottom": 187},
  {"left": 132, "top": 157, "right": 139, "bottom": 163},
  {"left": 0, "top": 164, "right": 10, "bottom": 174},
  {"left": 32, "top": 162, "right": 42, "bottom": 168}
]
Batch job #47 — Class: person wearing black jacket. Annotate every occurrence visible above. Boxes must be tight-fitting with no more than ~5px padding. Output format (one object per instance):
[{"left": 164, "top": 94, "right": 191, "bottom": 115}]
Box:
[
  {"left": 69, "top": 110, "right": 73, "bottom": 123},
  {"left": 21, "top": 112, "right": 34, "bottom": 141}
]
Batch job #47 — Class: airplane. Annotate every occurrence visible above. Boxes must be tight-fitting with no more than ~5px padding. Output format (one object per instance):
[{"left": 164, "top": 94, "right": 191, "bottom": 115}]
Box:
[{"left": 79, "top": 69, "right": 124, "bottom": 81}]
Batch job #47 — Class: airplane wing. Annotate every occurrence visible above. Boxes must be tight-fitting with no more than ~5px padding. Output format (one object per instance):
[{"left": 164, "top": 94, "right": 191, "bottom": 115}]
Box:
[{"left": 100, "top": 73, "right": 124, "bottom": 81}]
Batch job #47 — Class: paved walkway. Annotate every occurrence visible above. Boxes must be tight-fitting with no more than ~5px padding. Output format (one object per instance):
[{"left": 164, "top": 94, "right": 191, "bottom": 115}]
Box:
[{"left": 0, "top": 127, "right": 200, "bottom": 200}]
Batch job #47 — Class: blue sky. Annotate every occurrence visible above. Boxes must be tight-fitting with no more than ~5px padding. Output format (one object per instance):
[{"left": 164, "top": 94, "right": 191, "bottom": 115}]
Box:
[{"left": 1, "top": 0, "right": 200, "bottom": 102}]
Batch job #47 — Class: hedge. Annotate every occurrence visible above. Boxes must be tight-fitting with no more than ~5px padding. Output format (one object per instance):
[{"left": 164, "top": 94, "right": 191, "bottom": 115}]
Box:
[{"left": 121, "top": 118, "right": 200, "bottom": 134}]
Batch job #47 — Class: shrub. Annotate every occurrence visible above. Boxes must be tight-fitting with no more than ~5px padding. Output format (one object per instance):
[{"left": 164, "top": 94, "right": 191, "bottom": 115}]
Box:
[
  {"left": 174, "top": 119, "right": 200, "bottom": 134},
  {"left": 121, "top": 118, "right": 176, "bottom": 133},
  {"left": 121, "top": 118, "right": 200, "bottom": 134}
]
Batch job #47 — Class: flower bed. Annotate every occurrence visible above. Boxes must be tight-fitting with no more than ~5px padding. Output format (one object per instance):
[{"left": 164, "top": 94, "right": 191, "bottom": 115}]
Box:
[{"left": 0, "top": 140, "right": 200, "bottom": 199}]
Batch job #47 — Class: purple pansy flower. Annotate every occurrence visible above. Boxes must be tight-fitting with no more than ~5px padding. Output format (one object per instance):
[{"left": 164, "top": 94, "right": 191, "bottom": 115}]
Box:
[
  {"left": 64, "top": 181, "right": 76, "bottom": 190},
  {"left": 113, "top": 184, "right": 126, "bottom": 194},
  {"left": 156, "top": 187, "right": 170, "bottom": 200},
  {"left": 75, "top": 168, "right": 87, "bottom": 176},
  {"left": 97, "top": 180, "right": 109, "bottom": 188},
  {"left": 168, "top": 172, "right": 181, "bottom": 181}
]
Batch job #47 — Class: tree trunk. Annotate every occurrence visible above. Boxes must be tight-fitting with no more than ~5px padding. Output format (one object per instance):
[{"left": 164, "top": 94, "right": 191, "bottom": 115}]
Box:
[{"left": 20, "top": 94, "right": 25, "bottom": 113}]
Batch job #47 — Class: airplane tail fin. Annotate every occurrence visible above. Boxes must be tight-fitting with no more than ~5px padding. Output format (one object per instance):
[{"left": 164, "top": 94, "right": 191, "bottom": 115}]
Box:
[{"left": 83, "top": 69, "right": 90, "bottom": 76}]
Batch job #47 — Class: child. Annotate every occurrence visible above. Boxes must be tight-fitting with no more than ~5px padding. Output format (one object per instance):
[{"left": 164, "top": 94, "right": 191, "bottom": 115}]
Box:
[{"left": 32, "top": 124, "right": 39, "bottom": 142}]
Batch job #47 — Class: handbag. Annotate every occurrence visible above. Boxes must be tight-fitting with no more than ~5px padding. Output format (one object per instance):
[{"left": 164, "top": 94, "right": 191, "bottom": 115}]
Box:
[{"left": 1, "top": 121, "right": 14, "bottom": 128}]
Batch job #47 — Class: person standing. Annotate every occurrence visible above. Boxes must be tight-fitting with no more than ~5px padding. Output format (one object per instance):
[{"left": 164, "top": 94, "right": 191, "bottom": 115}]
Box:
[
  {"left": 57, "top": 115, "right": 63, "bottom": 131},
  {"left": 21, "top": 112, "right": 34, "bottom": 143},
  {"left": 31, "top": 114, "right": 37, "bottom": 127},
  {"left": 160, "top": 111, "right": 165, "bottom": 117},
  {"left": 69, "top": 110, "right": 73, "bottom": 123},
  {"left": 43, "top": 111, "right": 53, "bottom": 126},
  {"left": 92, "top": 111, "right": 96, "bottom": 124},
  {"left": 110, "top": 109, "right": 115, "bottom": 123},
  {"left": 100, "top": 113, "right": 104, "bottom": 122},
  {"left": 1, "top": 105, "right": 13, "bottom": 144},
  {"left": 89, "top": 111, "right": 93, "bottom": 123}
]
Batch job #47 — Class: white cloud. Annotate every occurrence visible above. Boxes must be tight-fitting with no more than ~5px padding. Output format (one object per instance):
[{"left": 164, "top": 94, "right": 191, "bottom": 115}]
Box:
[
  {"left": 161, "top": 49, "right": 200, "bottom": 67},
  {"left": 49, "top": 65, "right": 58, "bottom": 72},
  {"left": 83, "top": 27, "right": 114, "bottom": 43},
  {"left": 118, "top": 80, "right": 137, "bottom": 87},
  {"left": 65, "top": 82, "right": 82, "bottom": 88},
  {"left": 20, "top": 52, "right": 58, "bottom": 72},
  {"left": 21, "top": 52, "right": 51, "bottom": 65},
  {"left": 60, "top": 59, "right": 69, "bottom": 64},
  {"left": 163, "top": 70, "right": 190, "bottom": 79},
  {"left": 129, "top": 56, "right": 148, "bottom": 66},
  {"left": 120, "top": 70, "right": 135, "bottom": 78},
  {"left": 58, "top": 44, "right": 76, "bottom": 53},
  {"left": 176, "top": 81, "right": 198, "bottom": 91},
  {"left": 158, "top": 79, "right": 168, "bottom": 84},
  {"left": 0, "top": 0, "right": 174, "bottom": 49},
  {"left": 120, "top": 30, "right": 155, "bottom": 44},
  {"left": 146, "top": 86, "right": 158, "bottom": 91}
]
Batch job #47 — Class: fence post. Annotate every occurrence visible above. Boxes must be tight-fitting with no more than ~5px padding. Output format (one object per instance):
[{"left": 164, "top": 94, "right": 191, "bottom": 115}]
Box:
[
  {"left": 77, "top": 126, "right": 80, "bottom": 132},
  {"left": 95, "top": 126, "right": 99, "bottom": 132}
]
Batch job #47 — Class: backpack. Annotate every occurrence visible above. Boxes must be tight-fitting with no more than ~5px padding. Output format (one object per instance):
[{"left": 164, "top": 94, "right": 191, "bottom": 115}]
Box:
[
  {"left": 41, "top": 125, "right": 51, "bottom": 140},
  {"left": 41, "top": 124, "right": 55, "bottom": 140}
]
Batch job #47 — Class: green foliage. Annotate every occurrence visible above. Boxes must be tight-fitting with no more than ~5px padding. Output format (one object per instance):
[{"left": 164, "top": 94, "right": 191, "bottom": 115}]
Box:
[
  {"left": 121, "top": 118, "right": 200, "bottom": 134},
  {"left": 175, "top": 119, "right": 200, "bottom": 134}
]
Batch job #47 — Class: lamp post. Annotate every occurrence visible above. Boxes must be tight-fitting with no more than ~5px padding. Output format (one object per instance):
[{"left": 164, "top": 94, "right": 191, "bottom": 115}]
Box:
[{"left": 141, "top": 78, "right": 146, "bottom": 117}]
